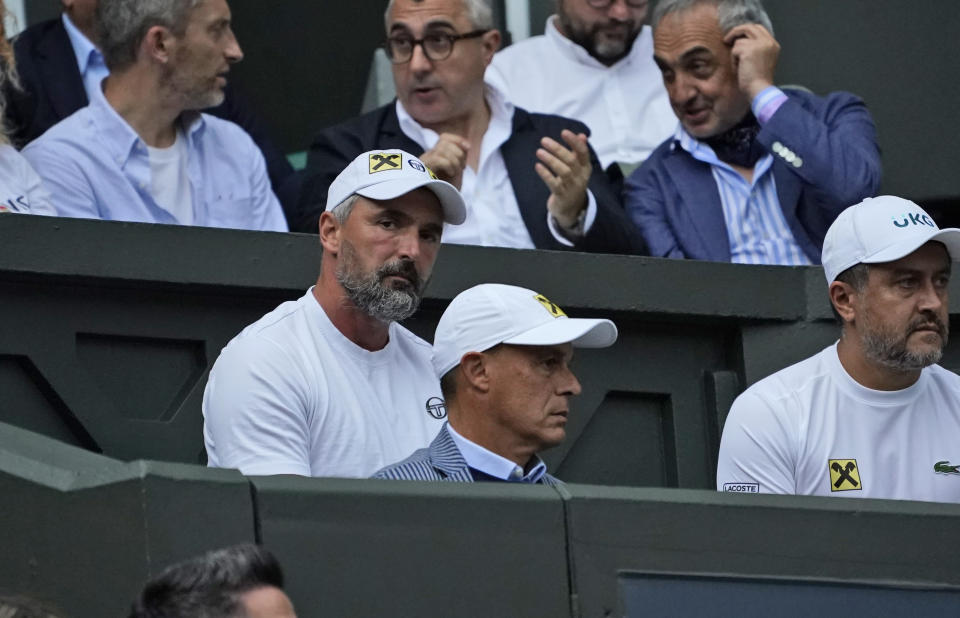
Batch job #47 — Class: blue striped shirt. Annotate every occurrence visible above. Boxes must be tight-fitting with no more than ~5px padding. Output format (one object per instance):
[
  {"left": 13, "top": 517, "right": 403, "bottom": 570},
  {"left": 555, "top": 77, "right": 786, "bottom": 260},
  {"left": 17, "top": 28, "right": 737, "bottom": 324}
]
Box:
[{"left": 674, "top": 90, "right": 812, "bottom": 266}]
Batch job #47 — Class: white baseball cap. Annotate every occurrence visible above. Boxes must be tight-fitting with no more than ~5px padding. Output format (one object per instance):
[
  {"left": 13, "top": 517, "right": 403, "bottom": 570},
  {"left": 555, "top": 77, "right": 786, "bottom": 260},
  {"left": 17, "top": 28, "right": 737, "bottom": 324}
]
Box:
[
  {"left": 432, "top": 284, "right": 619, "bottom": 378},
  {"left": 821, "top": 195, "right": 960, "bottom": 285},
  {"left": 325, "top": 149, "right": 466, "bottom": 224}
]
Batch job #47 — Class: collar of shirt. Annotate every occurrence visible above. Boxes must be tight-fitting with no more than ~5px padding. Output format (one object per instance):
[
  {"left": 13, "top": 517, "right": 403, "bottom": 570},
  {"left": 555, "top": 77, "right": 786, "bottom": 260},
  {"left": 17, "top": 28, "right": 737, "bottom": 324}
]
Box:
[
  {"left": 673, "top": 125, "right": 774, "bottom": 183},
  {"left": 62, "top": 13, "right": 103, "bottom": 77},
  {"left": 87, "top": 83, "right": 206, "bottom": 169},
  {"left": 395, "top": 80, "right": 515, "bottom": 166},
  {"left": 544, "top": 15, "right": 645, "bottom": 71},
  {"left": 446, "top": 423, "right": 547, "bottom": 483}
]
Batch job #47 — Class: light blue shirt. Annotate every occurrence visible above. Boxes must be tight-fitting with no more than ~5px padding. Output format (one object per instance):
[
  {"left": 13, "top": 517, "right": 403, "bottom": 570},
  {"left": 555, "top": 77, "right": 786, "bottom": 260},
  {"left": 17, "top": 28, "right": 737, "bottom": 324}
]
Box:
[
  {"left": 675, "top": 87, "right": 812, "bottom": 266},
  {"left": 61, "top": 13, "right": 108, "bottom": 105},
  {"left": 447, "top": 423, "right": 547, "bottom": 483},
  {"left": 22, "top": 83, "right": 287, "bottom": 231}
]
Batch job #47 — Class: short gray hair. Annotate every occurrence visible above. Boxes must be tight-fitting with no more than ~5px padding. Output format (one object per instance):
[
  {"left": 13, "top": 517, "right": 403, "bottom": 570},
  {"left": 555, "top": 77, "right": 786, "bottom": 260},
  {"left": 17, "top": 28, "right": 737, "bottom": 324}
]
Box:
[
  {"left": 831, "top": 263, "right": 870, "bottom": 327},
  {"left": 384, "top": 0, "right": 494, "bottom": 31},
  {"left": 96, "top": 0, "right": 203, "bottom": 72},
  {"left": 652, "top": 0, "right": 774, "bottom": 36},
  {"left": 331, "top": 194, "right": 359, "bottom": 225}
]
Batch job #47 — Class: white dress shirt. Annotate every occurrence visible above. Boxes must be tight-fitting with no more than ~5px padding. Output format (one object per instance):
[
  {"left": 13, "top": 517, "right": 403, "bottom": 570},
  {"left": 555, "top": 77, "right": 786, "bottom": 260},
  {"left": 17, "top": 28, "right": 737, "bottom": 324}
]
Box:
[
  {"left": 487, "top": 17, "right": 676, "bottom": 168},
  {"left": 396, "top": 83, "right": 597, "bottom": 248}
]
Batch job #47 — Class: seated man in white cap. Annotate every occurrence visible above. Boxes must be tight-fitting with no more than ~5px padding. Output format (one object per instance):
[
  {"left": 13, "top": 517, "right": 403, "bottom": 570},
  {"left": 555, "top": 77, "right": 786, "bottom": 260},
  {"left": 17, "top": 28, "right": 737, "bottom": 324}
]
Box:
[
  {"left": 203, "top": 149, "right": 466, "bottom": 477},
  {"left": 373, "top": 283, "right": 617, "bottom": 484},
  {"left": 718, "top": 196, "right": 960, "bottom": 501}
]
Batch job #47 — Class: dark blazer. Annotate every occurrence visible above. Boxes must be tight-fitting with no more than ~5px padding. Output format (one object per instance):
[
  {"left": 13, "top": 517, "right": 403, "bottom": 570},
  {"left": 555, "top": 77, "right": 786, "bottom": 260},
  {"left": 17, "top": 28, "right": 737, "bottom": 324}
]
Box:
[
  {"left": 372, "top": 423, "right": 563, "bottom": 485},
  {"left": 5, "top": 17, "right": 300, "bottom": 215},
  {"left": 296, "top": 102, "right": 645, "bottom": 254},
  {"left": 624, "top": 89, "right": 882, "bottom": 263}
]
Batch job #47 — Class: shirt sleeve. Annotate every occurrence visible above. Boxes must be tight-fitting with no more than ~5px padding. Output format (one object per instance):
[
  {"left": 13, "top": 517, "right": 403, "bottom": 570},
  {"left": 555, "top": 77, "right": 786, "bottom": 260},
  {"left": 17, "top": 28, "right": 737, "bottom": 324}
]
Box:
[
  {"left": 247, "top": 140, "right": 288, "bottom": 232},
  {"left": 716, "top": 388, "right": 798, "bottom": 494},
  {"left": 20, "top": 154, "right": 57, "bottom": 216},
  {"left": 202, "top": 336, "right": 313, "bottom": 476},
  {"left": 22, "top": 139, "right": 100, "bottom": 219},
  {"left": 546, "top": 189, "right": 598, "bottom": 246}
]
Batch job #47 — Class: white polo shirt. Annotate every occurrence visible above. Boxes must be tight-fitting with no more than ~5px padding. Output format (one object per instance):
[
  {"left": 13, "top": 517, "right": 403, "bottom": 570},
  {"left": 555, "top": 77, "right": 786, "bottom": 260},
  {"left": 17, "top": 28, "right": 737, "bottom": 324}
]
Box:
[
  {"left": 718, "top": 343, "right": 960, "bottom": 502},
  {"left": 203, "top": 289, "right": 445, "bottom": 477}
]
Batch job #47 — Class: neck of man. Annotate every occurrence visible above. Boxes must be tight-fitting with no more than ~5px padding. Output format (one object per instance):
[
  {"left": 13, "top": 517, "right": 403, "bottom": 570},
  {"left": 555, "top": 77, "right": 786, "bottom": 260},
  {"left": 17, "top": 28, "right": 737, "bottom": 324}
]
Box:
[
  {"left": 420, "top": 96, "right": 491, "bottom": 171},
  {"left": 836, "top": 333, "right": 923, "bottom": 391},
  {"left": 448, "top": 404, "right": 539, "bottom": 471},
  {"left": 65, "top": 10, "right": 99, "bottom": 49},
  {"left": 312, "top": 271, "right": 391, "bottom": 352},
  {"left": 103, "top": 70, "right": 183, "bottom": 148}
]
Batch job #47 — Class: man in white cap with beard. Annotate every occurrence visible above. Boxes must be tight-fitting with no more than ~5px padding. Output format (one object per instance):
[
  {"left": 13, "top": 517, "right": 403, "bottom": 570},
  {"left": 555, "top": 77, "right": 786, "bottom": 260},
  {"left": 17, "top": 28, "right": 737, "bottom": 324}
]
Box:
[
  {"left": 373, "top": 283, "right": 618, "bottom": 484},
  {"left": 718, "top": 196, "right": 960, "bottom": 501},
  {"left": 203, "top": 149, "right": 466, "bottom": 477}
]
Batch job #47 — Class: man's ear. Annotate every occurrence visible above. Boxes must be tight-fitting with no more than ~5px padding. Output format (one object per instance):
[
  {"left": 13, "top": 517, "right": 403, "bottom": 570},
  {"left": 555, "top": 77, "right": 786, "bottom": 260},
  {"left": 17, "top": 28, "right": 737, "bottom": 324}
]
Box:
[
  {"left": 459, "top": 352, "right": 491, "bottom": 393},
  {"left": 143, "top": 25, "right": 174, "bottom": 64},
  {"left": 482, "top": 30, "right": 502, "bottom": 64},
  {"left": 319, "top": 212, "right": 341, "bottom": 256},
  {"left": 829, "top": 281, "right": 858, "bottom": 326}
]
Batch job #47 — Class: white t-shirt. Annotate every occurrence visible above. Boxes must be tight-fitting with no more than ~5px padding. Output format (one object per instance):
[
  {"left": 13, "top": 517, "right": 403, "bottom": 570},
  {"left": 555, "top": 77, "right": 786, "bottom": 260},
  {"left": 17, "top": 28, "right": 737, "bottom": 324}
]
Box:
[
  {"left": 0, "top": 145, "right": 56, "bottom": 215},
  {"left": 487, "top": 18, "right": 675, "bottom": 168},
  {"left": 202, "top": 289, "right": 446, "bottom": 477},
  {"left": 147, "top": 130, "right": 193, "bottom": 225},
  {"left": 717, "top": 343, "right": 960, "bottom": 502}
]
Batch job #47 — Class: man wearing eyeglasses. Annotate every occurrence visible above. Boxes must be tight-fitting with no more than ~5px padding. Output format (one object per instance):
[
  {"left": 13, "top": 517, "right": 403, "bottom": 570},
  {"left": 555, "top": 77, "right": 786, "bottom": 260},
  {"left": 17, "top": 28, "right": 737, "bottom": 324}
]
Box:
[
  {"left": 487, "top": 0, "right": 675, "bottom": 172},
  {"left": 294, "top": 0, "right": 644, "bottom": 255},
  {"left": 623, "top": 0, "right": 882, "bottom": 265}
]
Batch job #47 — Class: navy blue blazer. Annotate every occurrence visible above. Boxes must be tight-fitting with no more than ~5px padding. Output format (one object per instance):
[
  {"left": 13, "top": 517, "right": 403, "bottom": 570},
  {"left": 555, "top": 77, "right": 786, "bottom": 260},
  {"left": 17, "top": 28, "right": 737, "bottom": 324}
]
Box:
[
  {"left": 4, "top": 17, "right": 299, "bottom": 215},
  {"left": 372, "top": 424, "right": 563, "bottom": 486},
  {"left": 624, "top": 89, "right": 882, "bottom": 263},
  {"left": 295, "top": 102, "right": 645, "bottom": 254}
]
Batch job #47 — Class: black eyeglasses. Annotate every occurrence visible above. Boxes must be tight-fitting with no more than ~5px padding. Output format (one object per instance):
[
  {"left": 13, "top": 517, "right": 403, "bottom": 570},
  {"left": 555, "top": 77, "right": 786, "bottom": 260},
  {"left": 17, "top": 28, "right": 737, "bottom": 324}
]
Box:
[
  {"left": 384, "top": 29, "right": 489, "bottom": 64},
  {"left": 586, "top": 0, "right": 649, "bottom": 8}
]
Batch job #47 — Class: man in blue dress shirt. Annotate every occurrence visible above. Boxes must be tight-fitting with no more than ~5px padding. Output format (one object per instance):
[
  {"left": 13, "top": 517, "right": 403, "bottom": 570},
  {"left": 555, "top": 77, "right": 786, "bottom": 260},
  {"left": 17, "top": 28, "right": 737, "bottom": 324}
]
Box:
[
  {"left": 624, "top": 0, "right": 881, "bottom": 265},
  {"left": 22, "top": 0, "right": 287, "bottom": 231},
  {"left": 373, "top": 283, "right": 618, "bottom": 484}
]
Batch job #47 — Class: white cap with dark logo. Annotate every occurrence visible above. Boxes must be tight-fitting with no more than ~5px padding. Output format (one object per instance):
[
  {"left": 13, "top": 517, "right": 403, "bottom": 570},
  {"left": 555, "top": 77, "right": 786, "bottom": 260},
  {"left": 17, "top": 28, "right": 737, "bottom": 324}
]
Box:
[
  {"left": 431, "top": 283, "right": 619, "bottom": 379},
  {"left": 821, "top": 195, "right": 960, "bottom": 284},
  {"left": 325, "top": 149, "right": 467, "bottom": 224}
]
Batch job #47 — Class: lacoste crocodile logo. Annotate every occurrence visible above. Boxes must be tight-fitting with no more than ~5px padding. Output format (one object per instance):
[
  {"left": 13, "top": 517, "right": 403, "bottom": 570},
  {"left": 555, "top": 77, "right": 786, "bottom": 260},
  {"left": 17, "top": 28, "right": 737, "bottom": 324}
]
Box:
[{"left": 934, "top": 460, "right": 960, "bottom": 475}]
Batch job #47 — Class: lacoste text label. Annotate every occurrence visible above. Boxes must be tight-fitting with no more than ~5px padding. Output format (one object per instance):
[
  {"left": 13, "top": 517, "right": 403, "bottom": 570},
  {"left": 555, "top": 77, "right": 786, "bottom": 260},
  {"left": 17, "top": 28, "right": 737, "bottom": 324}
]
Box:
[{"left": 723, "top": 483, "right": 760, "bottom": 493}]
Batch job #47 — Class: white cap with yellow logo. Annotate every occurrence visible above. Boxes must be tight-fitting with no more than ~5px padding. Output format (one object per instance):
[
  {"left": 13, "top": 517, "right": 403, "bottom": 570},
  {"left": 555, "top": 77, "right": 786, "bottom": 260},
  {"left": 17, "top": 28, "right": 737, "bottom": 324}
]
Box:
[
  {"left": 325, "top": 149, "right": 467, "bottom": 224},
  {"left": 431, "top": 283, "right": 618, "bottom": 378}
]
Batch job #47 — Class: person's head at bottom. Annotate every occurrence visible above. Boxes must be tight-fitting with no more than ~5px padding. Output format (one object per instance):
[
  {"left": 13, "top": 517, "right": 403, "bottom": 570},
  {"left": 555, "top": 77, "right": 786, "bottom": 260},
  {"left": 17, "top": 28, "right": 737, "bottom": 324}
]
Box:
[
  {"left": 823, "top": 195, "right": 960, "bottom": 390},
  {"left": 433, "top": 283, "right": 618, "bottom": 473},
  {"left": 127, "top": 544, "right": 296, "bottom": 618}
]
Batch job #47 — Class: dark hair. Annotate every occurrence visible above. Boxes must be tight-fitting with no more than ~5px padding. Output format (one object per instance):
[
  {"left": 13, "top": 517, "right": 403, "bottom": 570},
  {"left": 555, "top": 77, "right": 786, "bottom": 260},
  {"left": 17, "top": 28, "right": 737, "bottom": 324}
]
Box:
[
  {"left": 830, "top": 263, "right": 870, "bottom": 326},
  {"left": 128, "top": 544, "right": 285, "bottom": 618}
]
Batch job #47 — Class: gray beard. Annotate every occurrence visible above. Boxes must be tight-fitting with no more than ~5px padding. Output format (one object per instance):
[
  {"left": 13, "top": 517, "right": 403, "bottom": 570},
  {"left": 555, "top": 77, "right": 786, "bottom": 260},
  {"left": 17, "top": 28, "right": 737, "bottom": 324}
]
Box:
[
  {"left": 335, "top": 243, "right": 425, "bottom": 323},
  {"left": 860, "top": 316, "right": 948, "bottom": 372}
]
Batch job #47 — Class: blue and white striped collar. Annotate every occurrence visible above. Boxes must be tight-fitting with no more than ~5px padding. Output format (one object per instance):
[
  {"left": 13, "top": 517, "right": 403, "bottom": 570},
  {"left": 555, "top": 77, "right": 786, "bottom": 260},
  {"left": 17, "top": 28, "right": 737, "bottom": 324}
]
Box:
[
  {"left": 446, "top": 423, "right": 547, "bottom": 483},
  {"left": 673, "top": 125, "right": 774, "bottom": 182}
]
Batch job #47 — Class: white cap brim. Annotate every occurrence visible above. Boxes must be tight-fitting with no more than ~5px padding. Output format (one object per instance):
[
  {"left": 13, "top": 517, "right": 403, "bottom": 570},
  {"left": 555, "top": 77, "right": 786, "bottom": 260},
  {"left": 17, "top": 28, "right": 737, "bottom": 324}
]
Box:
[
  {"left": 862, "top": 227, "right": 960, "bottom": 266},
  {"left": 503, "top": 318, "right": 618, "bottom": 348},
  {"left": 357, "top": 177, "right": 466, "bottom": 225}
]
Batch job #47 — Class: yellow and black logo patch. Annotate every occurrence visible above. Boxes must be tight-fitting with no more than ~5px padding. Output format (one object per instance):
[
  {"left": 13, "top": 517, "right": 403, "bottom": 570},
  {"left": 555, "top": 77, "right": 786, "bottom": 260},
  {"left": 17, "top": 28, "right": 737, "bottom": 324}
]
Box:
[
  {"left": 829, "top": 459, "right": 862, "bottom": 492},
  {"left": 369, "top": 152, "right": 401, "bottom": 173},
  {"left": 534, "top": 294, "right": 566, "bottom": 318}
]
